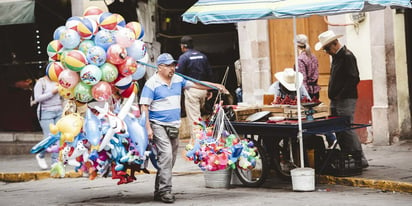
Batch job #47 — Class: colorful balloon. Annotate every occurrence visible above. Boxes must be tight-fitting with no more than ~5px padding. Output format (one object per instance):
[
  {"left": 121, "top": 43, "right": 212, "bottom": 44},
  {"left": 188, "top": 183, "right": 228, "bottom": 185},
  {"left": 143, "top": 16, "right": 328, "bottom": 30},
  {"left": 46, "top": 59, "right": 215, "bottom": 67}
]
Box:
[
  {"left": 92, "top": 81, "right": 112, "bottom": 101},
  {"left": 86, "top": 46, "right": 106, "bottom": 66},
  {"left": 58, "top": 69, "right": 80, "bottom": 89},
  {"left": 83, "top": 6, "right": 104, "bottom": 23},
  {"left": 106, "top": 44, "right": 127, "bottom": 65},
  {"left": 59, "top": 28, "right": 81, "bottom": 49},
  {"left": 46, "top": 61, "right": 64, "bottom": 82},
  {"left": 50, "top": 113, "right": 84, "bottom": 142},
  {"left": 126, "top": 40, "right": 146, "bottom": 61},
  {"left": 57, "top": 84, "right": 75, "bottom": 99},
  {"left": 114, "top": 27, "right": 135, "bottom": 48},
  {"left": 83, "top": 108, "right": 102, "bottom": 147},
  {"left": 74, "top": 82, "right": 93, "bottom": 103},
  {"left": 132, "top": 64, "right": 146, "bottom": 81},
  {"left": 78, "top": 39, "right": 96, "bottom": 54},
  {"left": 119, "top": 82, "right": 138, "bottom": 98},
  {"left": 94, "top": 29, "right": 115, "bottom": 50},
  {"left": 100, "top": 62, "right": 119, "bottom": 82},
  {"left": 53, "top": 26, "right": 66, "bottom": 40},
  {"left": 114, "top": 75, "right": 132, "bottom": 90},
  {"left": 62, "top": 50, "right": 88, "bottom": 71},
  {"left": 65, "top": 16, "right": 82, "bottom": 31},
  {"left": 77, "top": 17, "right": 98, "bottom": 39},
  {"left": 126, "top": 21, "right": 144, "bottom": 40},
  {"left": 114, "top": 13, "right": 126, "bottom": 28},
  {"left": 80, "top": 64, "right": 102, "bottom": 86},
  {"left": 98, "top": 12, "right": 117, "bottom": 30},
  {"left": 117, "top": 56, "right": 137, "bottom": 76},
  {"left": 47, "top": 40, "right": 64, "bottom": 61}
]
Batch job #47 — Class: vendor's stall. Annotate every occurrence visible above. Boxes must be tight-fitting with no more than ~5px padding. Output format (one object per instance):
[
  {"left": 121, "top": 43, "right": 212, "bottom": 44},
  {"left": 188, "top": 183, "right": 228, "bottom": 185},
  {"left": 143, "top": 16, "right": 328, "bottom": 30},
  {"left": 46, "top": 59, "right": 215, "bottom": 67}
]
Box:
[{"left": 231, "top": 115, "right": 370, "bottom": 186}]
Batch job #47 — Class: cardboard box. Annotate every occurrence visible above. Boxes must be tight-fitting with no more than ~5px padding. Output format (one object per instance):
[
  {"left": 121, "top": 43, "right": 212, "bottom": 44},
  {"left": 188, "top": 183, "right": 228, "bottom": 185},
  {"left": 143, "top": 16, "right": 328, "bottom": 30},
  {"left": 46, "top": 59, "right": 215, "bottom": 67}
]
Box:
[{"left": 234, "top": 107, "right": 261, "bottom": 121}]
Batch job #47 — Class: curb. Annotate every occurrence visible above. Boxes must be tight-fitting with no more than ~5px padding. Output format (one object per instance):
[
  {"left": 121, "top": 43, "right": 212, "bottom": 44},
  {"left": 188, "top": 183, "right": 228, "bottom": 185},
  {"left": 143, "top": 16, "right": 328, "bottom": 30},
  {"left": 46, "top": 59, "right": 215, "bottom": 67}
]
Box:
[
  {"left": 0, "top": 170, "right": 203, "bottom": 183},
  {"left": 318, "top": 175, "right": 412, "bottom": 193}
]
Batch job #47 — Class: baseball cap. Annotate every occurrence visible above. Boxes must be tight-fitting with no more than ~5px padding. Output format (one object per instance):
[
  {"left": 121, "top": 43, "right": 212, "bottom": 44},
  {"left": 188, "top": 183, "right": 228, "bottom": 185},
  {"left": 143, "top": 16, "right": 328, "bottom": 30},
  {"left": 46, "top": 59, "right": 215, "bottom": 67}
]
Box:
[
  {"left": 180, "top": 35, "right": 193, "bottom": 48},
  {"left": 156, "top": 53, "right": 177, "bottom": 66}
]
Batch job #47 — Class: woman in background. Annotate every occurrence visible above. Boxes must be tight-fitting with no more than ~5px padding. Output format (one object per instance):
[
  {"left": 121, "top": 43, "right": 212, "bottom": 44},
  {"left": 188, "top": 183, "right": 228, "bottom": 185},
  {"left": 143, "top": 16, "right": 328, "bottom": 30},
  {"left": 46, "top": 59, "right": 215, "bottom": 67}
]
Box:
[
  {"left": 296, "top": 34, "right": 321, "bottom": 100},
  {"left": 32, "top": 75, "right": 63, "bottom": 170}
]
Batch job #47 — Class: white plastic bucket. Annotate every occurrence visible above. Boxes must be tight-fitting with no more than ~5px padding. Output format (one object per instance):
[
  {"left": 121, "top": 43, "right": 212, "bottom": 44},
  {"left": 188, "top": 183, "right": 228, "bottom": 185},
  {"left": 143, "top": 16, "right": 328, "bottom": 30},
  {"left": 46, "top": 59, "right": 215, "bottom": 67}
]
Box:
[
  {"left": 291, "top": 168, "right": 315, "bottom": 191},
  {"left": 204, "top": 169, "right": 232, "bottom": 188}
]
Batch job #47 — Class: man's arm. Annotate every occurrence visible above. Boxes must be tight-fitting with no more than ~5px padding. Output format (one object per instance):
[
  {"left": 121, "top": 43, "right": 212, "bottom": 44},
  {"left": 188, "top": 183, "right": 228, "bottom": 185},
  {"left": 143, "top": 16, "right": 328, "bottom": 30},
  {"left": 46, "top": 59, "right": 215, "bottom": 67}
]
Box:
[
  {"left": 140, "top": 105, "right": 153, "bottom": 140},
  {"left": 191, "top": 81, "right": 229, "bottom": 94}
]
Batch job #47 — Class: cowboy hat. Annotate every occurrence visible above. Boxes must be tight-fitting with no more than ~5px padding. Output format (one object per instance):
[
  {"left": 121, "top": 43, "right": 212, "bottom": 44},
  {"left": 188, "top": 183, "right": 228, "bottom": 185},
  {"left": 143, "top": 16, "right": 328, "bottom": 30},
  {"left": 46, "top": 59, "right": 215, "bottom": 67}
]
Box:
[
  {"left": 314, "top": 30, "right": 343, "bottom": 51},
  {"left": 274, "top": 68, "right": 303, "bottom": 91}
]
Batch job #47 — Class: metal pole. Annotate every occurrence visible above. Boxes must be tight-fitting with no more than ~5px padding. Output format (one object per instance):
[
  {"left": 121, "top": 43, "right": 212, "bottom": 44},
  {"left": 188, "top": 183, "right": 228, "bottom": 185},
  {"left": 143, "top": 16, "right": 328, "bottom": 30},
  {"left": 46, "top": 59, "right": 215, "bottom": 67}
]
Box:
[
  {"left": 292, "top": 17, "right": 304, "bottom": 168},
  {"left": 137, "top": 60, "right": 220, "bottom": 90}
]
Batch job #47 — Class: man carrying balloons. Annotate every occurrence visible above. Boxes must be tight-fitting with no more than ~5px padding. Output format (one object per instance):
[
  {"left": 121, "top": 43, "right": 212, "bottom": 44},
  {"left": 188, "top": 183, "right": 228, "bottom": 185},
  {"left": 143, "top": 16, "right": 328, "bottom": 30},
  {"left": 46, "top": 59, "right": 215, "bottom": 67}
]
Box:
[{"left": 139, "top": 53, "right": 228, "bottom": 203}]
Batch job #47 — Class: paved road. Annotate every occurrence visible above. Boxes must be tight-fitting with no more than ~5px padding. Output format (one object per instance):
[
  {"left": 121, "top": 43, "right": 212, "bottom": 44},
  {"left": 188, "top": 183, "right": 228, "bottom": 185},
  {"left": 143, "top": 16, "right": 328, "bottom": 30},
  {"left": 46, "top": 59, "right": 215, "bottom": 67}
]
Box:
[{"left": 1, "top": 172, "right": 411, "bottom": 206}]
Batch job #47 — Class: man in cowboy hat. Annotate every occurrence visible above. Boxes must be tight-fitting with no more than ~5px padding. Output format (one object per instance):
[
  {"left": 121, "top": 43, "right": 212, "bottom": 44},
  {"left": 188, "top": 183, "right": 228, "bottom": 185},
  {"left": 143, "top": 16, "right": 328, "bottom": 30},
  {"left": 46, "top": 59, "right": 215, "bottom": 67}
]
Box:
[
  {"left": 315, "top": 30, "right": 369, "bottom": 168},
  {"left": 268, "top": 68, "right": 311, "bottom": 101}
]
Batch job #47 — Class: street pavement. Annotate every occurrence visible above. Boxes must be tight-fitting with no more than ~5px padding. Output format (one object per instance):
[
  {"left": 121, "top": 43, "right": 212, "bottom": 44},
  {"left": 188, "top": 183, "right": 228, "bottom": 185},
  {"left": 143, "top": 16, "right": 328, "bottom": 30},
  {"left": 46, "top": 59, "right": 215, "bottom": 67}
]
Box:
[{"left": 1, "top": 138, "right": 412, "bottom": 195}]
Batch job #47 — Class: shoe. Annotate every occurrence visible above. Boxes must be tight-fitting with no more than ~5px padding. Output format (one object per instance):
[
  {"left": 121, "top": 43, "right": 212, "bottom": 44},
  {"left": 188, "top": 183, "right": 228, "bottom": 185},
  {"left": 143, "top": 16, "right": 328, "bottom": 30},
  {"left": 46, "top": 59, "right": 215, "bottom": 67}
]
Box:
[
  {"left": 36, "top": 154, "right": 48, "bottom": 170},
  {"left": 154, "top": 193, "right": 161, "bottom": 201},
  {"left": 154, "top": 191, "right": 175, "bottom": 203},
  {"left": 361, "top": 157, "right": 369, "bottom": 169}
]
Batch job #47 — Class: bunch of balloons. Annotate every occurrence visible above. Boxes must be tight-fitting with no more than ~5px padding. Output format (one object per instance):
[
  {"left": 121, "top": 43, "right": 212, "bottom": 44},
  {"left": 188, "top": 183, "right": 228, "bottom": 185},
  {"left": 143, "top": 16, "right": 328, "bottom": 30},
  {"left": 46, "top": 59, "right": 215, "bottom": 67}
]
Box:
[
  {"left": 185, "top": 118, "right": 259, "bottom": 171},
  {"left": 31, "top": 93, "right": 155, "bottom": 185},
  {"left": 46, "top": 6, "right": 148, "bottom": 103},
  {"left": 31, "top": 6, "right": 156, "bottom": 185}
]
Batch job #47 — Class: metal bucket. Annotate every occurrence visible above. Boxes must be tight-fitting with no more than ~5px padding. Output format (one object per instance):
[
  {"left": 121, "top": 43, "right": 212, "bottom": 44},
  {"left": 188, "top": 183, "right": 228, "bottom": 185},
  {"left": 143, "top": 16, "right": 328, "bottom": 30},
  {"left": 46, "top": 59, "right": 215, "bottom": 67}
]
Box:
[
  {"left": 291, "top": 167, "right": 315, "bottom": 191},
  {"left": 204, "top": 169, "right": 232, "bottom": 188}
]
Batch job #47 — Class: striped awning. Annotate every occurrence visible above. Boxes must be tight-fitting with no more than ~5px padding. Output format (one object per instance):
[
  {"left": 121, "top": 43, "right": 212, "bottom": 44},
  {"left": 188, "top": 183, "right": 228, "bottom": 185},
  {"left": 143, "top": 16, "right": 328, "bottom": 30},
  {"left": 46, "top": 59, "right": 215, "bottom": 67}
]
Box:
[{"left": 182, "top": 0, "right": 412, "bottom": 24}]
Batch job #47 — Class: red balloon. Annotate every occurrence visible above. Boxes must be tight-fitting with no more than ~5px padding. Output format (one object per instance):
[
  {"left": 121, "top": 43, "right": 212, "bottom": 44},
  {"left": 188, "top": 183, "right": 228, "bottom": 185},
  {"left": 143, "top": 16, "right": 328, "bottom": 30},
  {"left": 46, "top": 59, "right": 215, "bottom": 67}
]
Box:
[
  {"left": 106, "top": 44, "right": 127, "bottom": 65},
  {"left": 92, "top": 81, "right": 112, "bottom": 101},
  {"left": 117, "top": 56, "right": 137, "bottom": 76}
]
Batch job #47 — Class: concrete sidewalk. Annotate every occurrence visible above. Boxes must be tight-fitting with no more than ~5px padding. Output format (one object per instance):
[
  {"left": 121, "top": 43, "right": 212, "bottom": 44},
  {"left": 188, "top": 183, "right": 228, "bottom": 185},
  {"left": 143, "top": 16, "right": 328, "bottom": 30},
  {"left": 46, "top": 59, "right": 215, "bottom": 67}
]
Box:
[{"left": 1, "top": 139, "right": 411, "bottom": 193}]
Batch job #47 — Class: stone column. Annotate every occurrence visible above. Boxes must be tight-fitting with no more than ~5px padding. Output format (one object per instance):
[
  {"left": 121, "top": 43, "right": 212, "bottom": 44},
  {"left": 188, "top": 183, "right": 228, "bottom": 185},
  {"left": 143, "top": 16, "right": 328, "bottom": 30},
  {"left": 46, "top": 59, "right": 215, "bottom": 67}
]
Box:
[
  {"left": 237, "top": 20, "right": 271, "bottom": 105},
  {"left": 370, "top": 10, "right": 390, "bottom": 145}
]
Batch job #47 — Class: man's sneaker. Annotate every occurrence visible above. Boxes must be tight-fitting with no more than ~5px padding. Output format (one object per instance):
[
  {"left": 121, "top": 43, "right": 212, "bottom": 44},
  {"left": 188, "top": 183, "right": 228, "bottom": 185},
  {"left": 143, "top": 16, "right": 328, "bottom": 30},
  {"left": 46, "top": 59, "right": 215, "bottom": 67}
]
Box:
[
  {"left": 154, "top": 191, "right": 175, "bottom": 203},
  {"left": 361, "top": 157, "right": 369, "bottom": 169},
  {"left": 36, "top": 154, "right": 48, "bottom": 170},
  {"left": 154, "top": 193, "right": 161, "bottom": 201}
]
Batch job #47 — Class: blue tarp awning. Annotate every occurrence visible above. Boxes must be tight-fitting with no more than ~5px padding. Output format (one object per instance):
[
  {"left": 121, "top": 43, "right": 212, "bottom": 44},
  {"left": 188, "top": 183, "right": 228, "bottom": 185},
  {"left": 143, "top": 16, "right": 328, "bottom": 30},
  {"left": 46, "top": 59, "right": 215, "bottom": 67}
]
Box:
[{"left": 182, "top": 0, "right": 412, "bottom": 24}]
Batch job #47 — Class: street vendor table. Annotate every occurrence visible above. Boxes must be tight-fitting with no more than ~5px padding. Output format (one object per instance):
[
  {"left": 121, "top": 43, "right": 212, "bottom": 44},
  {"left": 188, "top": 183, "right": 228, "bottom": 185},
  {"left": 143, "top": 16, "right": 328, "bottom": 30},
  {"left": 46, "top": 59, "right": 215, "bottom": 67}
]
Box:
[{"left": 230, "top": 116, "right": 370, "bottom": 186}]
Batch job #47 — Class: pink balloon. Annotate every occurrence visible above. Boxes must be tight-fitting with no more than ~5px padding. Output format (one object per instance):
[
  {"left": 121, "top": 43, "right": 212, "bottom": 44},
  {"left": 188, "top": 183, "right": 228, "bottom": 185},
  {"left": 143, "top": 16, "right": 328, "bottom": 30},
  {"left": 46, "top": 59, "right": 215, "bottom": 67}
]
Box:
[
  {"left": 58, "top": 69, "right": 80, "bottom": 89},
  {"left": 106, "top": 44, "right": 127, "bottom": 65},
  {"left": 117, "top": 56, "right": 137, "bottom": 76},
  {"left": 114, "top": 27, "right": 135, "bottom": 47},
  {"left": 92, "top": 81, "right": 113, "bottom": 101}
]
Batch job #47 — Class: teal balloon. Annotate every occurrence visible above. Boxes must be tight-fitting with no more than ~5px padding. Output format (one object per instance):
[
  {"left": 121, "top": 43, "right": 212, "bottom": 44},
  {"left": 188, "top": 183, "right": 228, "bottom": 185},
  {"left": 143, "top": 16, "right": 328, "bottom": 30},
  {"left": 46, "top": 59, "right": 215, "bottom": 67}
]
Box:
[
  {"left": 100, "top": 62, "right": 118, "bottom": 82},
  {"left": 80, "top": 64, "right": 102, "bottom": 86},
  {"left": 78, "top": 40, "right": 96, "bottom": 54},
  {"left": 74, "top": 82, "right": 93, "bottom": 103}
]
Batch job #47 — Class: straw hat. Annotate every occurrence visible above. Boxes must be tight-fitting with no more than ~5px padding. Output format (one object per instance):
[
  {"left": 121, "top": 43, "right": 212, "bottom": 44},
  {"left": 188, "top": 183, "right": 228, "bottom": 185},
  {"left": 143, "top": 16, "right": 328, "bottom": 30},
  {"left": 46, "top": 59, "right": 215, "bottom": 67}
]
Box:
[
  {"left": 274, "top": 68, "right": 303, "bottom": 91},
  {"left": 314, "top": 30, "right": 343, "bottom": 51}
]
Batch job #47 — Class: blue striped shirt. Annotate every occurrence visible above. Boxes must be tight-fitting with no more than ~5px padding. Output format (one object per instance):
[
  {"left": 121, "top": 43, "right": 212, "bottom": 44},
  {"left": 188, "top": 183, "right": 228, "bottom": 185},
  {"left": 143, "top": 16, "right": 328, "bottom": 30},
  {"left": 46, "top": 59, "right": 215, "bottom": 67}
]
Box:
[{"left": 139, "top": 74, "right": 194, "bottom": 128}]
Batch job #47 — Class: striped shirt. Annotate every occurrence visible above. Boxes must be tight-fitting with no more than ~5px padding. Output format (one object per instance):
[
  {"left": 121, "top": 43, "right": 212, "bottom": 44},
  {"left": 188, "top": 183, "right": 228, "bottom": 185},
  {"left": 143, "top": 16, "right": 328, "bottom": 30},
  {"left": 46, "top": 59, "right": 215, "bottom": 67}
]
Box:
[{"left": 139, "top": 73, "right": 194, "bottom": 128}]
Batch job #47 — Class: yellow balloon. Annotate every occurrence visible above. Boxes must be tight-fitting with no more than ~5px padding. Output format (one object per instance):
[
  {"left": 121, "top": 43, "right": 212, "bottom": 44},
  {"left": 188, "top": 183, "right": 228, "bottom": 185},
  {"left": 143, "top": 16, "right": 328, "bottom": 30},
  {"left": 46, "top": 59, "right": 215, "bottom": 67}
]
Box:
[
  {"left": 49, "top": 113, "right": 84, "bottom": 143},
  {"left": 58, "top": 84, "right": 75, "bottom": 100}
]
